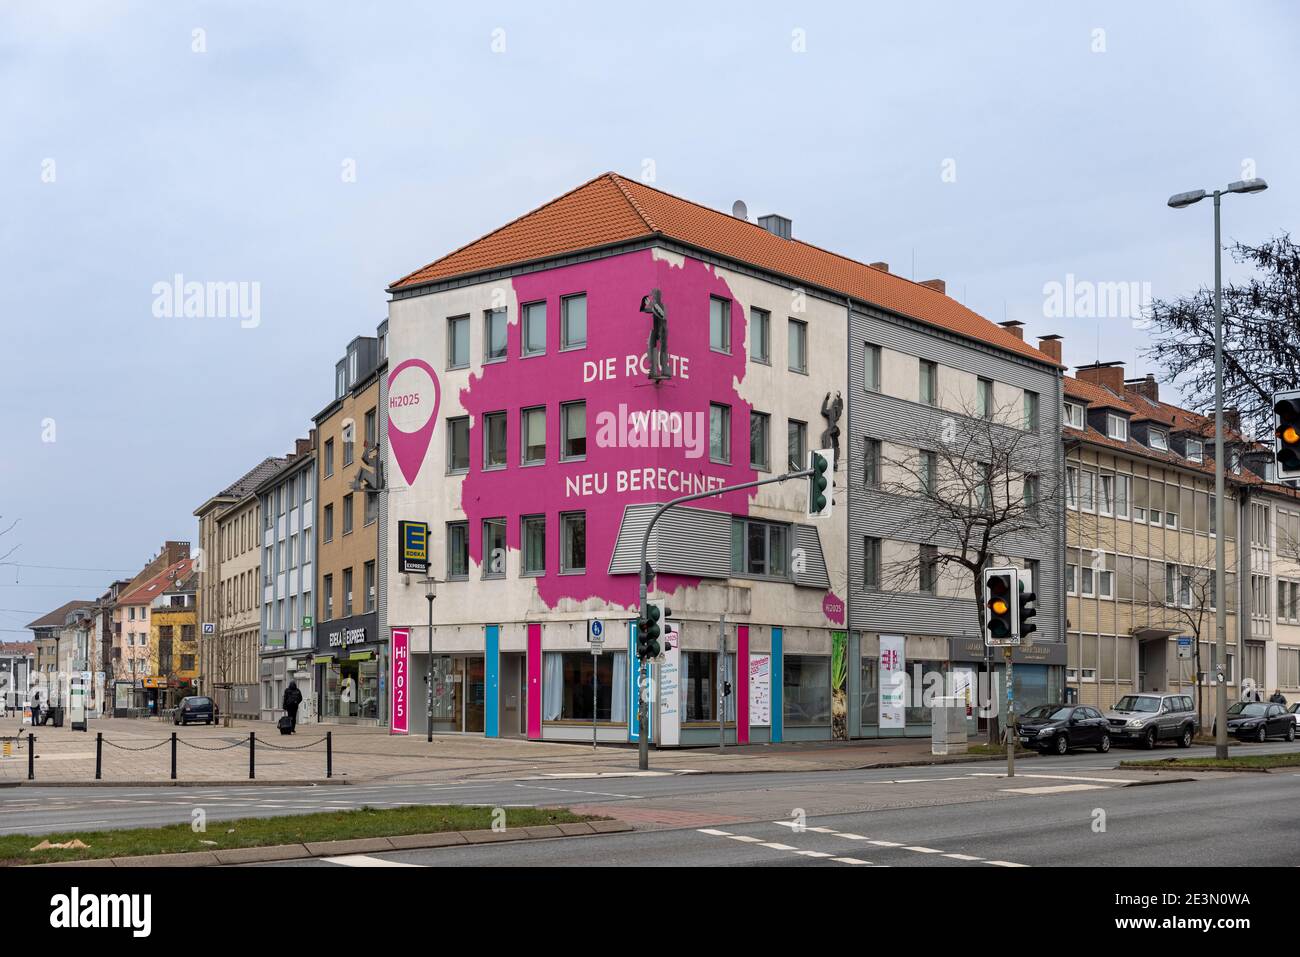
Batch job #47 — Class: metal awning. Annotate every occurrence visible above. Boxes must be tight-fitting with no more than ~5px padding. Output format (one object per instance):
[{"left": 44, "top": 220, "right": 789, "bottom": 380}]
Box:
[{"left": 1130, "top": 627, "right": 1180, "bottom": 641}]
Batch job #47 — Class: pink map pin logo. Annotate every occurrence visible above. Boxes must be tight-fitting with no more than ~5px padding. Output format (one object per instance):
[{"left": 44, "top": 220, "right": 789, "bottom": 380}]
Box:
[{"left": 387, "top": 358, "right": 441, "bottom": 486}]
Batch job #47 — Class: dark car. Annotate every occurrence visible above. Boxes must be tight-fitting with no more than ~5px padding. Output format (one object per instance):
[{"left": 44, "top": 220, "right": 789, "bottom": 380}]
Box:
[
  {"left": 173, "top": 695, "right": 215, "bottom": 726},
  {"left": 1018, "top": 704, "right": 1111, "bottom": 755},
  {"left": 1213, "top": 701, "right": 1296, "bottom": 742}
]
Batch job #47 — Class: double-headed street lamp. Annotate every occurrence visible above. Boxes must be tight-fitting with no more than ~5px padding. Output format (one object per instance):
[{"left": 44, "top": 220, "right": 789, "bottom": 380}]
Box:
[
  {"left": 1167, "top": 177, "right": 1268, "bottom": 761},
  {"left": 420, "top": 575, "right": 438, "bottom": 743}
]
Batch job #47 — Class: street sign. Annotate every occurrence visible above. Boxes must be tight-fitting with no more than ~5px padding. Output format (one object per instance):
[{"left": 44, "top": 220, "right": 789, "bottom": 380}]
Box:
[
  {"left": 591, "top": 643, "right": 603, "bottom": 656},
  {"left": 202, "top": 622, "right": 215, "bottom": 635},
  {"left": 587, "top": 619, "right": 605, "bottom": 643},
  {"left": 1177, "top": 636, "right": 1193, "bottom": 660},
  {"left": 302, "top": 615, "right": 314, "bottom": 628}
]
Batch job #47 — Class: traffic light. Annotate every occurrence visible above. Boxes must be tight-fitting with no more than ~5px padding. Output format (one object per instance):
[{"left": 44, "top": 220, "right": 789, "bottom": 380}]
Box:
[
  {"left": 807, "top": 448, "right": 834, "bottom": 518},
  {"left": 982, "top": 567, "right": 1019, "bottom": 645},
  {"left": 1018, "top": 577, "right": 1038, "bottom": 643},
  {"left": 1274, "top": 390, "right": 1300, "bottom": 481},
  {"left": 637, "top": 601, "right": 672, "bottom": 659}
]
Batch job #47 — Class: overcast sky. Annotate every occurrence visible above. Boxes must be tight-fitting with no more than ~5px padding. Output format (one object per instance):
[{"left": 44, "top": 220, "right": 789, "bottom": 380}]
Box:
[{"left": 2, "top": 0, "right": 1296, "bottom": 635}]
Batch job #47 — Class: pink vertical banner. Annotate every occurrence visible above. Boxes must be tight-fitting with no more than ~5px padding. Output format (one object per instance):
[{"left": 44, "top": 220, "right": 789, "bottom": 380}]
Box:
[
  {"left": 527, "top": 622, "right": 542, "bottom": 739},
  {"left": 390, "top": 628, "right": 409, "bottom": 735},
  {"left": 737, "top": 625, "right": 750, "bottom": 745}
]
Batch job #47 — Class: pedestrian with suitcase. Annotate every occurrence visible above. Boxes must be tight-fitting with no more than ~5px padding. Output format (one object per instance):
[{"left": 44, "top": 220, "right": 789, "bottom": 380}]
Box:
[{"left": 281, "top": 681, "right": 303, "bottom": 734}]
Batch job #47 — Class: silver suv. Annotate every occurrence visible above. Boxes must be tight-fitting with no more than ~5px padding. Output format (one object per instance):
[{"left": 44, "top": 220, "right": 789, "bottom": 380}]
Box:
[{"left": 1104, "top": 693, "right": 1198, "bottom": 749}]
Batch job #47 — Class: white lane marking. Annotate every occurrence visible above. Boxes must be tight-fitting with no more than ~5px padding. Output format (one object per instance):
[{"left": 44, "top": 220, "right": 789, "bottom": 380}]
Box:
[
  {"left": 321, "top": 855, "right": 421, "bottom": 868},
  {"left": 760, "top": 842, "right": 797, "bottom": 851},
  {"left": 943, "top": 853, "right": 983, "bottom": 861},
  {"left": 835, "top": 833, "right": 867, "bottom": 840},
  {"left": 868, "top": 840, "right": 902, "bottom": 847},
  {"left": 697, "top": 828, "right": 732, "bottom": 836},
  {"left": 1001, "top": 784, "right": 1111, "bottom": 795},
  {"left": 518, "top": 785, "right": 637, "bottom": 799},
  {"left": 727, "top": 835, "right": 765, "bottom": 843},
  {"left": 806, "top": 826, "right": 837, "bottom": 833},
  {"left": 0, "top": 819, "right": 111, "bottom": 832},
  {"left": 902, "top": 846, "right": 943, "bottom": 854},
  {"left": 987, "top": 860, "right": 1030, "bottom": 868},
  {"left": 796, "top": 850, "right": 834, "bottom": 858},
  {"left": 887, "top": 776, "right": 973, "bottom": 784},
  {"left": 971, "top": 772, "right": 1138, "bottom": 784},
  {"left": 832, "top": 857, "right": 872, "bottom": 865}
]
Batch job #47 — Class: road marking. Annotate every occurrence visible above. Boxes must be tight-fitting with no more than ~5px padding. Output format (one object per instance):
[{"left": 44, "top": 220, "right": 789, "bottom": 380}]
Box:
[
  {"left": 1001, "top": 784, "right": 1111, "bottom": 795},
  {"left": 987, "top": 860, "right": 1029, "bottom": 868},
  {"left": 796, "top": 850, "right": 834, "bottom": 858},
  {"left": 321, "top": 855, "right": 421, "bottom": 868},
  {"left": 836, "top": 833, "right": 867, "bottom": 840},
  {"left": 972, "top": 772, "right": 1138, "bottom": 784},
  {"left": 868, "top": 840, "right": 902, "bottom": 847},
  {"left": 760, "top": 842, "right": 797, "bottom": 851},
  {"left": 902, "top": 846, "right": 943, "bottom": 854},
  {"left": 727, "top": 835, "right": 765, "bottom": 843},
  {"left": 0, "top": 819, "right": 111, "bottom": 832},
  {"left": 832, "top": 857, "right": 872, "bottom": 865},
  {"left": 697, "top": 828, "right": 732, "bottom": 836},
  {"left": 943, "top": 853, "right": 983, "bottom": 861}
]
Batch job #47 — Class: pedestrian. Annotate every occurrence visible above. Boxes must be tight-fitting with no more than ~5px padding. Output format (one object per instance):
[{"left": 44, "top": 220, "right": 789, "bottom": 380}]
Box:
[
  {"left": 30, "top": 691, "right": 42, "bottom": 726},
  {"left": 1269, "top": 689, "right": 1287, "bottom": 706},
  {"left": 282, "top": 680, "right": 303, "bottom": 733}
]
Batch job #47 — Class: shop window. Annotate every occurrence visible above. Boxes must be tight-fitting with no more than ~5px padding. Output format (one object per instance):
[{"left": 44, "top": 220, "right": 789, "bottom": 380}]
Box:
[
  {"left": 783, "top": 655, "right": 830, "bottom": 728},
  {"left": 542, "top": 651, "right": 627, "bottom": 722},
  {"left": 682, "top": 651, "right": 735, "bottom": 722}
]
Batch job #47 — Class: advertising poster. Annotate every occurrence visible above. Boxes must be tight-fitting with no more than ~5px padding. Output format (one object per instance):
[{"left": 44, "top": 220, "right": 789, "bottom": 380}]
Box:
[
  {"left": 748, "top": 654, "right": 770, "bottom": 727},
  {"left": 831, "top": 631, "right": 848, "bottom": 740},
  {"left": 879, "top": 634, "right": 906, "bottom": 729},
  {"left": 656, "top": 643, "right": 681, "bottom": 747},
  {"left": 390, "top": 628, "right": 409, "bottom": 735}
]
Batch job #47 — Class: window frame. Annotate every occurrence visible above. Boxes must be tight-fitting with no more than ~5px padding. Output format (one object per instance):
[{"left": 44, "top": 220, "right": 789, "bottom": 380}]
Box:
[
  {"left": 710, "top": 296, "right": 732, "bottom": 354},
  {"left": 483, "top": 410, "right": 508, "bottom": 471},
  {"left": 447, "top": 416, "right": 470, "bottom": 474},
  {"left": 561, "top": 400, "right": 587, "bottom": 462},
  {"left": 710, "top": 402, "right": 732, "bottom": 465},
  {"left": 787, "top": 317, "right": 808, "bottom": 374},
  {"left": 749, "top": 307, "right": 770, "bottom": 364},
  {"left": 447, "top": 314, "right": 470, "bottom": 370},
  {"left": 484, "top": 308, "right": 508, "bottom": 363},
  {"left": 560, "top": 293, "right": 587, "bottom": 351},
  {"left": 521, "top": 300, "right": 547, "bottom": 357},
  {"left": 521, "top": 405, "right": 547, "bottom": 466},
  {"left": 863, "top": 343, "right": 881, "bottom": 393},
  {"left": 749, "top": 410, "right": 771, "bottom": 471},
  {"left": 560, "top": 511, "right": 587, "bottom": 575}
]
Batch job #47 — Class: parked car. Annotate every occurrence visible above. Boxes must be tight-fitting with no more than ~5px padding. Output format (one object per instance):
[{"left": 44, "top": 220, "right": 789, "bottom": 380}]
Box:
[
  {"left": 1289, "top": 703, "right": 1300, "bottom": 730},
  {"left": 1212, "top": 701, "right": 1296, "bottom": 742},
  {"left": 1104, "top": 693, "right": 1198, "bottom": 749},
  {"left": 1018, "top": 704, "right": 1111, "bottom": 755},
  {"left": 173, "top": 695, "right": 215, "bottom": 726}
]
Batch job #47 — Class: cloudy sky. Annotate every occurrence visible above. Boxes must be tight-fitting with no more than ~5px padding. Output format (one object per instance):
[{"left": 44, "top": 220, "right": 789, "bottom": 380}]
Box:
[{"left": 1, "top": 0, "right": 1296, "bottom": 634}]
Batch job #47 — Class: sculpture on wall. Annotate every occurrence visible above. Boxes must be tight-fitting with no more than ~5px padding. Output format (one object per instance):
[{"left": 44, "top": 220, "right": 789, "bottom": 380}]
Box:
[
  {"left": 820, "top": 391, "right": 843, "bottom": 467},
  {"left": 638, "top": 288, "right": 670, "bottom": 381}
]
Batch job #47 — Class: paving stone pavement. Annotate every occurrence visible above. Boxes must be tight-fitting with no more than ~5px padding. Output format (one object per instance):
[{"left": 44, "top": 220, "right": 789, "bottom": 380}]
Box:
[{"left": 0, "top": 716, "right": 1016, "bottom": 785}]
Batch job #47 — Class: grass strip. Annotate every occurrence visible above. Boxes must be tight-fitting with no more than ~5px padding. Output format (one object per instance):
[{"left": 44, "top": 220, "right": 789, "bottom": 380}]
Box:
[
  {"left": 2, "top": 804, "right": 597, "bottom": 866},
  {"left": 1120, "top": 752, "right": 1300, "bottom": 771}
]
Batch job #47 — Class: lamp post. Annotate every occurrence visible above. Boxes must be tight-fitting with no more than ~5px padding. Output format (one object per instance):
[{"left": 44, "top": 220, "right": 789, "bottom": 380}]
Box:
[
  {"left": 420, "top": 575, "right": 438, "bottom": 743},
  {"left": 1168, "top": 177, "right": 1268, "bottom": 760}
]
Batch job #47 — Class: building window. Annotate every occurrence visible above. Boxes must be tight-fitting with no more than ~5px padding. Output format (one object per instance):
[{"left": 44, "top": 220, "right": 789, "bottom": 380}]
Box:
[
  {"left": 710, "top": 403, "right": 731, "bottom": 464},
  {"left": 521, "top": 406, "right": 546, "bottom": 465},
  {"left": 788, "top": 318, "right": 807, "bottom": 374},
  {"left": 919, "top": 544, "right": 938, "bottom": 594},
  {"left": 1186, "top": 439, "right": 1203, "bottom": 463},
  {"left": 542, "top": 651, "right": 627, "bottom": 723},
  {"left": 561, "top": 512, "right": 586, "bottom": 574},
  {"left": 787, "top": 419, "right": 807, "bottom": 472},
  {"left": 784, "top": 655, "right": 831, "bottom": 728},
  {"left": 448, "top": 315, "right": 470, "bottom": 369},
  {"left": 322, "top": 575, "right": 333, "bottom": 622},
  {"left": 749, "top": 411, "right": 770, "bottom": 471},
  {"left": 1024, "top": 473, "right": 1040, "bottom": 514},
  {"left": 447, "top": 522, "right": 469, "bottom": 580},
  {"left": 1099, "top": 474, "right": 1115, "bottom": 515},
  {"left": 750, "top": 308, "right": 770, "bottom": 364},
  {"left": 1107, "top": 413, "right": 1128, "bottom": 442},
  {"left": 1114, "top": 474, "right": 1130, "bottom": 518},
  {"left": 342, "top": 567, "right": 353, "bottom": 617},
  {"left": 324, "top": 438, "right": 334, "bottom": 478},
  {"left": 1149, "top": 429, "right": 1168, "bottom": 451},
  {"left": 522, "top": 515, "right": 546, "bottom": 576},
  {"left": 342, "top": 494, "right": 354, "bottom": 535},
  {"left": 863, "top": 537, "right": 881, "bottom": 589},
  {"left": 977, "top": 378, "right": 994, "bottom": 419},
  {"left": 710, "top": 296, "right": 731, "bottom": 353},
  {"left": 864, "top": 343, "right": 881, "bottom": 392},
  {"left": 522, "top": 301, "right": 547, "bottom": 356},
  {"left": 1024, "top": 390, "right": 1039, "bottom": 431},
  {"left": 482, "top": 518, "right": 506, "bottom": 579},
  {"left": 1064, "top": 402, "right": 1085, "bottom": 429},
  {"left": 364, "top": 561, "right": 375, "bottom": 612},
  {"left": 364, "top": 491, "right": 377, "bottom": 527},
  {"left": 732, "top": 518, "right": 789, "bottom": 578},
  {"left": 323, "top": 504, "right": 333, "bottom": 543},
  {"left": 561, "top": 401, "right": 586, "bottom": 461},
  {"left": 921, "top": 450, "right": 938, "bottom": 496},
  {"left": 484, "top": 308, "right": 508, "bottom": 362},
  {"left": 684, "top": 652, "right": 735, "bottom": 723},
  {"left": 483, "top": 411, "right": 507, "bottom": 470},
  {"left": 448, "top": 416, "right": 470, "bottom": 473},
  {"left": 561, "top": 294, "right": 587, "bottom": 350},
  {"left": 919, "top": 360, "right": 937, "bottom": 406},
  {"left": 859, "top": 437, "right": 881, "bottom": 488}
]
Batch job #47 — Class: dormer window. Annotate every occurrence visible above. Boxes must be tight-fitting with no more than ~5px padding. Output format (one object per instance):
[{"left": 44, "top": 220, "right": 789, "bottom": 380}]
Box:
[
  {"left": 1149, "top": 429, "right": 1168, "bottom": 451},
  {"left": 1186, "top": 439, "right": 1203, "bottom": 463},
  {"left": 1106, "top": 413, "right": 1128, "bottom": 442},
  {"left": 1064, "top": 402, "right": 1085, "bottom": 429}
]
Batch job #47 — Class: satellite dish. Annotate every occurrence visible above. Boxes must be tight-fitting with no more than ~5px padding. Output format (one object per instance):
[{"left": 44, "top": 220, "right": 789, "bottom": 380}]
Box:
[{"left": 732, "top": 200, "right": 748, "bottom": 221}]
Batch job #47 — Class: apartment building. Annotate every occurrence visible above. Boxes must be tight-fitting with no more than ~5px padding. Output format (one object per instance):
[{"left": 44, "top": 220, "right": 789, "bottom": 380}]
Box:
[
  {"left": 26, "top": 599, "right": 94, "bottom": 708},
  {"left": 313, "top": 327, "right": 387, "bottom": 725},
  {"left": 194, "top": 458, "right": 287, "bottom": 719},
  {"left": 382, "top": 173, "right": 1057, "bottom": 744},
  {"left": 115, "top": 558, "right": 194, "bottom": 713},
  {"left": 108, "top": 540, "right": 190, "bottom": 712},
  {"left": 256, "top": 435, "right": 317, "bottom": 722}
]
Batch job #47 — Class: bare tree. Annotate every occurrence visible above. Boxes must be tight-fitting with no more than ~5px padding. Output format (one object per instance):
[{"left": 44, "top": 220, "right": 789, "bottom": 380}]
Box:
[{"left": 867, "top": 398, "right": 1062, "bottom": 744}]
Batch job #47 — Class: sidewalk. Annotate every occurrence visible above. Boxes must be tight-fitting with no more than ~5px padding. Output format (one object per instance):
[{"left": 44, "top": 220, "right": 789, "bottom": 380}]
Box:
[{"left": 0, "top": 716, "right": 1017, "bottom": 785}]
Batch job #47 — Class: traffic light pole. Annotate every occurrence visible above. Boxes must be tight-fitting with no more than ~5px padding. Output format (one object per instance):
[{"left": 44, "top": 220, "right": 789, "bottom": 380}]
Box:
[{"left": 636, "top": 467, "right": 814, "bottom": 770}]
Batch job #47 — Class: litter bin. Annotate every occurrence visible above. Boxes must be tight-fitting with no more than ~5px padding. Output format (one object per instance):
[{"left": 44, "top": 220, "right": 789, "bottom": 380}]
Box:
[{"left": 50, "top": 706, "right": 65, "bottom": 728}]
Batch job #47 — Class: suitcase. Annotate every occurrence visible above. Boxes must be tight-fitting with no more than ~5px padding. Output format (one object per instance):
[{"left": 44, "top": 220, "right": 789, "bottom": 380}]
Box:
[{"left": 277, "top": 715, "right": 294, "bottom": 735}]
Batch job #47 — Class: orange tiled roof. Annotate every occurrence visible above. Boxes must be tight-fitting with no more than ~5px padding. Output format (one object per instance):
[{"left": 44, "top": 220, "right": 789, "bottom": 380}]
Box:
[
  {"left": 391, "top": 172, "right": 1059, "bottom": 367},
  {"left": 117, "top": 559, "right": 195, "bottom": 606},
  {"left": 1064, "top": 377, "right": 1138, "bottom": 414}
]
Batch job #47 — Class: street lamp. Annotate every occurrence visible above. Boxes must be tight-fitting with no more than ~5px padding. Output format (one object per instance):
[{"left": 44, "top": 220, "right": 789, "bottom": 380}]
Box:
[
  {"left": 1167, "top": 176, "right": 1268, "bottom": 760},
  {"left": 420, "top": 575, "right": 438, "bottom": 743}
]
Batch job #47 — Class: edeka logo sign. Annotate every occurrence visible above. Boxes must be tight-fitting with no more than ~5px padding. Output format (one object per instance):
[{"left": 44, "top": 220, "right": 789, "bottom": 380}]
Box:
[
  {"left": 387, "top": 358, "right": 441, "bottom": 486},
  {"left": 398, "top": 520, "right": 429, "bottom": 575}
]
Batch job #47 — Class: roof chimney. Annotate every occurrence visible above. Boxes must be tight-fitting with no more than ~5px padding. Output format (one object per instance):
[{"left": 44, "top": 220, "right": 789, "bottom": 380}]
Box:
[
  {"left": 1037, "top": 334, "right": 1063, "bottom": 363},
  {"left": 1224, "top": 408, "right": 1241, "bottom": 435},
  {"left": 757, "top": 214, "right": 792, "bottom": 240},
  {"left": 1076, "top": 361, "right": 1126, "bottom": 395},
  {"left": 295, "top": 437, "right": 312, "bottom": 457},
  {"left": 1124, "top": 373, "right": 1159, "bottom": 403},
  {"left": 998, "top": 320, "right": 1024, "bottom": 340},
  {"left": 869, "top": 262, "right": 890, "bottom": 273},
  {"left": 919, "top": 278, "right": 946, "bottom": 295}
]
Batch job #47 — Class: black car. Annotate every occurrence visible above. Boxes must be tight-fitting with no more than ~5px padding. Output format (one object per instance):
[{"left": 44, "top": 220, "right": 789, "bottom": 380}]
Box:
[
  {"left": 1213, "top": 702, "right": 1296, "bottom": 742},
  {"left": 1018, "top": 704, "right": 1111, "bottom": 755},
  {"left": 173, "top": 695, "right": 215, "bottom": 726}
]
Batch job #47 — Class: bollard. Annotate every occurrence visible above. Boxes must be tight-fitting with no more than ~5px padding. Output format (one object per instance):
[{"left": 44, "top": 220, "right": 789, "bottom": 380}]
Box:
[
  {"left": 27, "top": 733, "right": 34, "bottom": 781},
  {"left": 326, "top": 731, "right": 332, "bottom": 778},
  {"left": 95, "top": 732, "right": 103, "bottom": 780},
  {"left": 170, "top": 732, "right": 177, "bottom": 781},
  {"left": 249, "top": 731, "right": 255, "bottom": 780}
]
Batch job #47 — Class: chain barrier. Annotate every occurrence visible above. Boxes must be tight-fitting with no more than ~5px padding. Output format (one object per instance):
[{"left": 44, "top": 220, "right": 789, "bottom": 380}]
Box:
[
  {"left": 100, "top": 738, "right": 170, "bottom": 752},
  {"left": 257, "top": 736, "right": 328, "bottom": 751},
  {"left": 175, "top": 737, "right": 249, "bottom": 752}
]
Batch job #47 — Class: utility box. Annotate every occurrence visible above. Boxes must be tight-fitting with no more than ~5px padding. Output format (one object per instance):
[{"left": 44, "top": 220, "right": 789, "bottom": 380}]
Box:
[{"left": 931, "top": 696, "right": 968, "bottom": 755}]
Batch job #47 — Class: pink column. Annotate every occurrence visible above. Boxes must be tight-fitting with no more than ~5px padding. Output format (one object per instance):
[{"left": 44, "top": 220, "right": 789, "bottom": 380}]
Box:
[
  {"left": 737, "top": 625, "right": 749, "bottom": 745},
  {"left": 527, "top": 622, "right": 542, "bottom": 739}
]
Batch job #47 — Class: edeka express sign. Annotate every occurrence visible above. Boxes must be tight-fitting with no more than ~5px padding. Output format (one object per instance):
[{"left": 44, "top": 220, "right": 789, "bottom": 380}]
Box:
[
  {"left": 390, "top": 628, "right": 409, "bottom": 735},
  {"left": 398, "top": 520, "right": 429, "bottom": 575}
]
